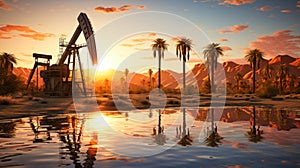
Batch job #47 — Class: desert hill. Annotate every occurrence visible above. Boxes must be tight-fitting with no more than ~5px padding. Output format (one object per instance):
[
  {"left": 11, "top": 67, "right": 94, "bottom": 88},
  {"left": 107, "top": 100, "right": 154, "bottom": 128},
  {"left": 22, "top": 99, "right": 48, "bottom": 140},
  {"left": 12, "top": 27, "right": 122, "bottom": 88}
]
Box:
[{"left": 14, "top": 55, "right": 300, "bottom": 90}]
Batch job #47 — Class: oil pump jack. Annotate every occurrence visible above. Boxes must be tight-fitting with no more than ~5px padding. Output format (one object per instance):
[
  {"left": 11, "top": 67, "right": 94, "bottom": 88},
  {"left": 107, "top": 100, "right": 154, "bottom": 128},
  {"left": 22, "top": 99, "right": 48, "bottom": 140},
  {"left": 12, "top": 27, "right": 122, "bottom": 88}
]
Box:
[{"left": 27, "top": 13, "right": 97, "bottom": 97}]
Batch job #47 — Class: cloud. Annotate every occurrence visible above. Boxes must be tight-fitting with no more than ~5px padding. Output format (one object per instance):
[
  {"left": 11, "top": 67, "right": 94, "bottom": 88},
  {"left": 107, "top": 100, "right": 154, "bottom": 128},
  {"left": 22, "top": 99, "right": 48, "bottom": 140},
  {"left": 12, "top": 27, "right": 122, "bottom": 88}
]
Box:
[
  {"left": 0, "top": 24, "right": 55, "bottom": 40},
  {"left": 248, "top": 30, "right": 300, "bottom": 58},
  {"left": 257, "top": 6, "right": 272, "bottom": 12},
  {"left": 148, "top": 33, "right": 157, "bottom": 37},
  {"left": 19, "top": 33, "right": 55, "bottom": 40},
  {"left": 0, "top": 0, "right": 11, "bottom": 11},
  {"left": 218, "top": 24, "right": 249, "bottom": 34},
  {"left": 120, "top": 43, "right": 144, "bottom": 47},
  {"left": 221, "top": 46, "right": 232, "bottom": 52},
  {"left": 94, "top": 4, "right": 145, "bottom": 14},
  {"left": 171, "top": 37, "right": 180, "bottom": 42},
  {"left": 280, "top": 9, "right": 292, "bottom": 13},
  {"left": 219, "top": 0, "right": 255, "bottom": 6},
  {"left": 219, "top": 38, "right": 228, "bottom": 42}
]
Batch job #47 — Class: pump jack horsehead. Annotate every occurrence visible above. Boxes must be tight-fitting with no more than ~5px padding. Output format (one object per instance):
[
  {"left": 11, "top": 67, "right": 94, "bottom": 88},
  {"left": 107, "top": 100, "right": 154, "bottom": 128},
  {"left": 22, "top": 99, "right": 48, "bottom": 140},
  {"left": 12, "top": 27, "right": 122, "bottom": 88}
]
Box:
[{"left": 27, "top": 13, "right": 98, "bottom": 97}]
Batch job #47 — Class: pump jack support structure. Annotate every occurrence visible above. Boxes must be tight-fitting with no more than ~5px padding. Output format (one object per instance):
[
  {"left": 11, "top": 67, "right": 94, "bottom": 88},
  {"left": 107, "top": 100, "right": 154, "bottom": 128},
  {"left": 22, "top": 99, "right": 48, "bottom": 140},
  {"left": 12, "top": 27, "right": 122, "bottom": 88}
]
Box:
[{"left": 26, "top": 12, "right": 97, "bottom": 97}]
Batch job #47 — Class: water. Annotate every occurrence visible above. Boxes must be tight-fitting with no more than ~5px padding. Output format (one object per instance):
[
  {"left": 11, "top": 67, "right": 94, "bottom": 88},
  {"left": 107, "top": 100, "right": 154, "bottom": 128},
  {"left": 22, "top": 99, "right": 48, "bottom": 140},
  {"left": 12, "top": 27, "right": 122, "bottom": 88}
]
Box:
[{"left": 0, "top": 106, "right": 299, "bottom": 168}]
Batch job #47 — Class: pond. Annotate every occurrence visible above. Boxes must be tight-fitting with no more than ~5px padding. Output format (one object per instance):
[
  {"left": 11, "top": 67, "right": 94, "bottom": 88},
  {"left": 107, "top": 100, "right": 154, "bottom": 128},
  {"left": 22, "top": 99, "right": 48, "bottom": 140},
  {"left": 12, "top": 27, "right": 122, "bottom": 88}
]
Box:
[{"left": 0, "top": 106, "right": 299, "bottom": 167}]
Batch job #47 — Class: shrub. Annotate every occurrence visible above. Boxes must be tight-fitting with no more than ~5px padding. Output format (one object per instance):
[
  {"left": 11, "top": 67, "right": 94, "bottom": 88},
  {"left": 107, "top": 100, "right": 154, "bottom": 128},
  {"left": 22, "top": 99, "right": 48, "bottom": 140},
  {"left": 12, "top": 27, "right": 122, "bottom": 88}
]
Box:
[
  {"left": 256, "top": 81, "right": 278, "bottom": 98},
  {"left": 0, "top": 74, "right": 25, "bottom": 96}
]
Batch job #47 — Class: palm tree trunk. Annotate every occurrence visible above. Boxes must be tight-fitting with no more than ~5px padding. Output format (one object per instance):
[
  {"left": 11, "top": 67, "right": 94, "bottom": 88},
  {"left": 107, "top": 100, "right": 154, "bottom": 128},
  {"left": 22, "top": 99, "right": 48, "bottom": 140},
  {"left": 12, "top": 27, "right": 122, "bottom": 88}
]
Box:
[
  {"left": 158, "top": 109, "right": 162, "bottom": 134},
  {"left": 252, "top": 65, "right": 256, "bottom": 94},
  {"left": 252, "top": 106, "right": 256, "bottom": 134},
  {"left": 182, "top": 108, "right": 186, "bottom": 137},
  {"left": 158, "top": 54, "right": 161, "bottom": 89},
  {"left": 279, "top": 76, "right": 282, "bottom": 95},
  {"left": 211, "top": 65, "right": 215, "bottom": 94},
  {"left": 183, "top": 60, "right": 186, "bottom": 93},
  {"left": 211, "top": 108, "right": 215, "bottom": 133}
]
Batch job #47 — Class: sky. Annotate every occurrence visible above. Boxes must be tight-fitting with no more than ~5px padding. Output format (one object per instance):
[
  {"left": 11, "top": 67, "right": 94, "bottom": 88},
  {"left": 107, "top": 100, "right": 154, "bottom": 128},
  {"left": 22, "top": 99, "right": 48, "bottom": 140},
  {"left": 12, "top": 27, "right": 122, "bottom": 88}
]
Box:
[{"left": 0, "top": 0, "right": 300, "bottom": 73}]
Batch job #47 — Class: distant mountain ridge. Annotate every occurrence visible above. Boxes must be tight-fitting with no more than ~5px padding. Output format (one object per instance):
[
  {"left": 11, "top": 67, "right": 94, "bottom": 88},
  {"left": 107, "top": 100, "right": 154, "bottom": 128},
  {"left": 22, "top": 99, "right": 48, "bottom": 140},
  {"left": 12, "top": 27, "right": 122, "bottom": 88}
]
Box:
[{"left": 14, "top": 55, "right": 300, "bottom": 89}]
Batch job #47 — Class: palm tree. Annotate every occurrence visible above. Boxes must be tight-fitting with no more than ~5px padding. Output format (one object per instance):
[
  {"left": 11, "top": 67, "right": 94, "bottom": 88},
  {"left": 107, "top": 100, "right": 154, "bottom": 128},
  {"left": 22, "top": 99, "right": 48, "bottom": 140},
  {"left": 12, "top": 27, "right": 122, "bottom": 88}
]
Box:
[
  {"left": 0, "top": 52, "right": 17, "bottom": 85},
  {"left": 176, "top": 37, "right": 192, "bottom": 92},
  {"left": 124, "top": 68, "right": 129, "bottom": 86},
  {"left": 262, "top": 63, "right": 273, "bottom": 81},
  {"left": 152, "top": 77, "right": 156, "bottom": 88},
  {"left": 148, "top": 69, "right": 153, "bottom": 90},
  {"left": 245, "top": 49, "right": 264, "bottom": 94},
  {"left": 277, "top": 64, "right": 288, "bottom": 95},
  {"left": 141, "top": 79, "right": 146, "bottom": 91},
  {"left": 151, "top": 38, "right": 168, "bottom": 89},
  {"left": 203, "top": 43, "right": 223, "bottom": 93},
  {"left": 234, "top": 73, "right": 243, "bottom": 93},
  {"left": 287, "top": 74, "right": 296, "bottom": 93}
]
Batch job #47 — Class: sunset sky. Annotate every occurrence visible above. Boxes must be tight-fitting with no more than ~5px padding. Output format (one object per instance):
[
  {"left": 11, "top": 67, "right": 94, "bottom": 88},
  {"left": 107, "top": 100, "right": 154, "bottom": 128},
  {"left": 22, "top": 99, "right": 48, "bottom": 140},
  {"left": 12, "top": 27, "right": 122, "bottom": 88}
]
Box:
[{"left": 1, "top": 0, "right": 299, "bottom": 73}]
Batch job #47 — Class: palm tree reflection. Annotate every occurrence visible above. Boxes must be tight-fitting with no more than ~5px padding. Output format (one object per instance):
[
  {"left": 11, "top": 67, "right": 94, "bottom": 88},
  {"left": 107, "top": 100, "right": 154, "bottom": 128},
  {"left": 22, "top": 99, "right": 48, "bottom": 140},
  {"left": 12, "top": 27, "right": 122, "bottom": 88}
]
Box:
[
  {"left": 153, "top": 109, "right": 166, "bottom": 145},
  {"left": 246, "top": 106, "right": 263, "bottom": 143},
  {"left": 205, "top": 108, "right": 223, "bottom": 147},
  {"left": 177, "top": 108, "right": 193, "bottom": 146}
]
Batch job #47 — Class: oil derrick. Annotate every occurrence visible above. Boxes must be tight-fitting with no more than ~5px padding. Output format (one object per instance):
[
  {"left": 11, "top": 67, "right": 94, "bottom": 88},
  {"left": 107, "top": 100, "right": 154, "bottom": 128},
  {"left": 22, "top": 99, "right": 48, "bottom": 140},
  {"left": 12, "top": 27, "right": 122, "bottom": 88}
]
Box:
[
  {"left": 27, "top": 13, "right": 97, "bottom": 97},
  {"left": 26, "top": 53, "right": 52, "bottom": 95}
]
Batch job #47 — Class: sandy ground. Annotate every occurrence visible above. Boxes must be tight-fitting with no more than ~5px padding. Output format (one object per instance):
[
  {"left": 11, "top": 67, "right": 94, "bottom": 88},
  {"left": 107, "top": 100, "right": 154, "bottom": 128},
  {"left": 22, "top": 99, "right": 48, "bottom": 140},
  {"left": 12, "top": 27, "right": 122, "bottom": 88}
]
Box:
[{"left": 0, "top": 94, "right": 300, "bottom": 120}]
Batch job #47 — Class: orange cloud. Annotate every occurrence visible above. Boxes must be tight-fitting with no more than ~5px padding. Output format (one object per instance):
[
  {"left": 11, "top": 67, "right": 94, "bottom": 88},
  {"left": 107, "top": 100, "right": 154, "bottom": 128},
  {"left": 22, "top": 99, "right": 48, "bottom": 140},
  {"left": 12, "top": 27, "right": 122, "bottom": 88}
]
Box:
[
  {"left": 280, "top": 9, "right": 292, "bottom": 13},
  {"left": 0, "top": 0, "right": 11, "bottom": 11},
  {"left": 94, "top": 4, "right": 145, "bottom": 13},
  {"left": 248, "top": 30, "right": 300, "bottom": 58},
  {"left": 218, "top": 24, "right": 249, "bottom": 34},
  {"left": 0, "top": 24, "right": 55, "bottom": 40},
  {"left": 148, "top": 33, "right": 157, "bottom": 37},
  {"left": 171, "top": 37, "right": 180, "bottom": 42},
  {"left": 219, "top": 38, "right": 228, "bottom": 42},
  {"left": 221, "top": 46, "right": 232, "bottom": 52},
  {"left": 219, "top": 0, "right": 255, "bottom": 6},
  {"left": 120, "top": 43, "right": 144, "bottom": 47},
  {"left": 257, "top": 6, "right": 272, "bottom": 12}
]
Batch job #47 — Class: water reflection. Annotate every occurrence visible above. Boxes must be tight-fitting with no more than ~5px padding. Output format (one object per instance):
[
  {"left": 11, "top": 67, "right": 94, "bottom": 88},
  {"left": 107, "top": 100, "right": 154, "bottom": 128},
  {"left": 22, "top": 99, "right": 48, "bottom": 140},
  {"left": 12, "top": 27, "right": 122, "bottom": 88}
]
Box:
[
  {"left": 246, "top": 106, "right": 263, "bottom": 143},
  {"left": 205, "top": 108, "right": 223, "bottom": 147},
  {"left": 177, "top": 108, "right": 193, "bottom": 146},
  {"left": 151, "top": 108, "right": 166, "bottom": 145},
  {"left": 0, "top": 120, "right": 17, "bottom": 138},
  {"left": 0, "top": 106, "right": 299, "bottom": 167}
]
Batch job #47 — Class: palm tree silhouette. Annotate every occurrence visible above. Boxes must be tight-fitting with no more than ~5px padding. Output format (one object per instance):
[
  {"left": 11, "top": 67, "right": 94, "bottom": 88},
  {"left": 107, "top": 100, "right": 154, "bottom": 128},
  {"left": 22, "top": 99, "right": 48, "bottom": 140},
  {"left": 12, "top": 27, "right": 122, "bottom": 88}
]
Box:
[
  {"left": 246, "top": 106, "right": 263, "bottom": 143},
  {"left": 203, "top": 43, "right": 223, "bottom": 93},
  {"left": 148, "top": 69, "right": 153, "bottom": 90},
  {"left": 277, "top": 64, "right": 288, "bottom": 95},
  {"left": 234, "top": 73, "right": 243, "bottom": 93},
  {"left": 262, "top": 63, "right": 273, "bottom": 81},
  {"left": 245, "top": 49, "right": 264, "bottom": 94},
  {"left": 151, "top": 38, "right": 168, "bottom": 89},
  {"left": 176, "top": 37, "right": 192, "bottom": 92},
  {"left": 124, "top": 68, "right": 129, "bottom": 86},
  {"left": 177, "top": 108, "right": 192, "bottom": 146},
  {"left": 0, "top": 52, "right": 17, "bottom": 85}
]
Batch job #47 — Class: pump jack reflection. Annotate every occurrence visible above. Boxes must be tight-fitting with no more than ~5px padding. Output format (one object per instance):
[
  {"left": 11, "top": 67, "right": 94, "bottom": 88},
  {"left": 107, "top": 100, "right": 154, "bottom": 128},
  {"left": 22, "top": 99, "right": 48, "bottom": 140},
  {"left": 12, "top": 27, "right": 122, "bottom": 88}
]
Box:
[{"left": 29, "top": 115, "right": 98, "bottom": 168}]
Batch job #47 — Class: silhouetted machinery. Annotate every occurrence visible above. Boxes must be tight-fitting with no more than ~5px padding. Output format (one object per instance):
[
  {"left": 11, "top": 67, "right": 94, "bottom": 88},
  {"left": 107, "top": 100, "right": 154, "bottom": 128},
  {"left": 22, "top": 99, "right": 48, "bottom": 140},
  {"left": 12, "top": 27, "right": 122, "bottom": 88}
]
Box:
[{"left": 27, "top": 13, "right": 97, "bottom": 97}]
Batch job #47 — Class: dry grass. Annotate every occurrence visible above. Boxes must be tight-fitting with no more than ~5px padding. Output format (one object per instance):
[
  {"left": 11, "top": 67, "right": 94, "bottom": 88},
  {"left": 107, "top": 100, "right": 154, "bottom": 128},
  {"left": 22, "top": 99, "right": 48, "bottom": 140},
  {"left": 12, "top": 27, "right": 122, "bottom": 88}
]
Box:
[{"left": 0, "top": 96, "right": 18, "bottom": 105}]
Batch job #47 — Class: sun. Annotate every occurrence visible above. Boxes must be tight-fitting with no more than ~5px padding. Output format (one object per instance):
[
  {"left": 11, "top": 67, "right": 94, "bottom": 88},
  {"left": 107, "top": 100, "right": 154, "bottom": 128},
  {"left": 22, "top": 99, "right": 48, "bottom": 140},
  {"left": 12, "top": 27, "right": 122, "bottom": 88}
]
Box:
[{"left": 97, "top": 57, "right": 112, "bottom": 72}]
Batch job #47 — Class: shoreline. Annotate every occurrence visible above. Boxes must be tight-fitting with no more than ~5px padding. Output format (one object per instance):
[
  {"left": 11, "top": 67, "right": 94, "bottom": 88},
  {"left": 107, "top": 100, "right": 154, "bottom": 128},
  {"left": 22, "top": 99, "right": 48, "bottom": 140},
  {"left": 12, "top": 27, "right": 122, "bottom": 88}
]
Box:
[{"left": 0, "top": 94, "right": 299, "bottom": 120}]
